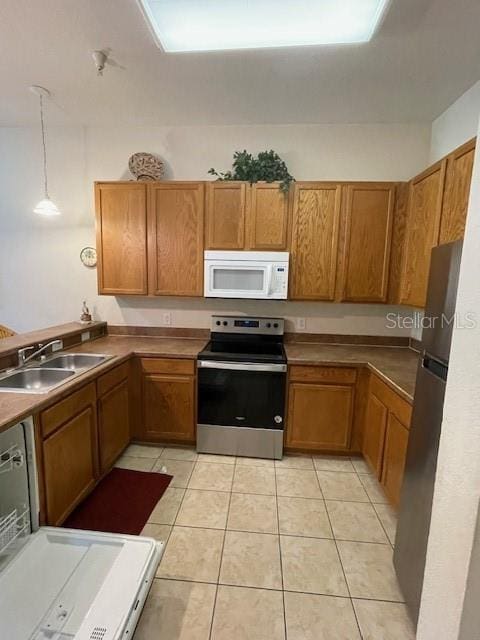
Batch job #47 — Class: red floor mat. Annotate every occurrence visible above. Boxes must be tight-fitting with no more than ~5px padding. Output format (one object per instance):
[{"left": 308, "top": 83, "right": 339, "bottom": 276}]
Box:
[{"left": 62, "top": 467, "right": 172, "bottom": 535}]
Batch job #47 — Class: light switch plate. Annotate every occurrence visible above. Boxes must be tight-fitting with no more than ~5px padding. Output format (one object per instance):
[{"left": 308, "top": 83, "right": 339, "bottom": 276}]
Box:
[
  {"left": 81, "top": 331, "right": 91, "bottom": 342},
  {"left": 52, "top": 340, "right": 64, "bottom": 351}
]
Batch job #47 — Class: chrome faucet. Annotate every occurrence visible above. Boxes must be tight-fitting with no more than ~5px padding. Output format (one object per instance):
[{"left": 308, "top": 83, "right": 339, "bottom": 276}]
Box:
[{"left": 17, "top": 340, "right": 63, "bottom": 368}]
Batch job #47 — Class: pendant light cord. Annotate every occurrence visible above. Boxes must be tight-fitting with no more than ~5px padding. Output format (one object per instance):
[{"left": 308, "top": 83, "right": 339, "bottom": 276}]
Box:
[{"left": 39, "top": 94, "right": 49, "bottom": 198}]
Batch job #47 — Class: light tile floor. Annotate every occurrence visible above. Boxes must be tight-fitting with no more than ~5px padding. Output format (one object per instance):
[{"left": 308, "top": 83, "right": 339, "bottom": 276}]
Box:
[{"left": 115, "top": 446, "right": 414, "bottom": 640}]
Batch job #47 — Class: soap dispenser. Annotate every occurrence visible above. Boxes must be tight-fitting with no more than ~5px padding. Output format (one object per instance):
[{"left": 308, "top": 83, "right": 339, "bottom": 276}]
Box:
[{"left": 80, "top": 300, "right": 92, "bottom": 323}]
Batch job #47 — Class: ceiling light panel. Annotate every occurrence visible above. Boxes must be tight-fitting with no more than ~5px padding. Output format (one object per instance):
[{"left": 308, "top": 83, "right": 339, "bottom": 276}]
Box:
[{"left": 138, "top": 0, "right": 391, "bottom": 52}]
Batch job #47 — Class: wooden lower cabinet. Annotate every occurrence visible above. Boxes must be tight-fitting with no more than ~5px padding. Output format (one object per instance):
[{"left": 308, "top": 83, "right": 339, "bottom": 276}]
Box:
[
  {"left": 381, "top": 413, "right": 409, "bottom": 508},
  {"left": 98, "top": 378, "right": 130, "bottom": 474},
  {"left": 363, "top": 391, "right": 388, "bottom": 476},
  {"left": 140, "top": 358, "right": 196, "bottom": 443},
  {"left": 41, "top": 385, "right": 98, "bottom": 525},
  {"left": 286, "top": 366, "right": 356, "bottom": 452},
  {"left": 362, "top": 373, "right": 412, "bottom": 508}
]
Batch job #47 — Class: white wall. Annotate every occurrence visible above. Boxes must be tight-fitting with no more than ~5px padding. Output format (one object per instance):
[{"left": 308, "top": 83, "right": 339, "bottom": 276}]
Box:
[
  {"left": 430, "top": 79, "right": 480, "bottom": 163},
  {"left": 417, "top": 116, "right": 480, "bottom": 639},
  {"left": 0, "top": 122, "right": 430, "bottom": 333}
]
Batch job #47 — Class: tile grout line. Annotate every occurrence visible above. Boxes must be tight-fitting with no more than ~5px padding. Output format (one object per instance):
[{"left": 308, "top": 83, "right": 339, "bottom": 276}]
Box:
[
  {"left": 353, "top": 466, "right": 400, "bottom": 555},
  {"left": 316, "top": 463, "right": 365, "bottom": 640},
  {"left": 353, "top": 465, "right": 395, "bottom": 550},
  {"left": 273, "top": 459, "right": 287, "bottom": 640},
  {"left": 208, "top": 454, "right": 236, "bottom": 640},
  {"left": 372, "top": 502, "right": 396, "bottom": 548},
  {"left": 167, "top": 522, "right": 391, "bottom": 546},
  {"left": 156, "top": 575, "right": 407, "bottom": 604}
]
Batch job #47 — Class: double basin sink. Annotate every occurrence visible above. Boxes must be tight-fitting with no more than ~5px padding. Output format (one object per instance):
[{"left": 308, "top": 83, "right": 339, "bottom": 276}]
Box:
[{"left": 0, "top": 353, "right": 111, "bottom": 394}]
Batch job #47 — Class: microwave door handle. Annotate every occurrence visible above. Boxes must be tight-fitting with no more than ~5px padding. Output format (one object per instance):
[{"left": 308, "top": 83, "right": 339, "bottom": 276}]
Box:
[{"left": 266, "top": 265, "right": 273, "bottom": 295}]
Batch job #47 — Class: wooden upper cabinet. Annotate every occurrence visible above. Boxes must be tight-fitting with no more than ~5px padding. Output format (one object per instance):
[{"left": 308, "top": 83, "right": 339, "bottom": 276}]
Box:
[
  {"left": 148, "top": 182, "right": 204, "bottom": 296},
  {"left": 205, "top": 182, "right": 248, "bottom": 249},
  {"left": 340, "top": 184, "right": 395, "bottom": 303},
  {"left": 290, "top": 183, "right": 342, "bottom": 300},
  {"left": 95, "top": 182, "right": 148, "bottom": 295},
  {"left": 248, "top": 183, "right": 290, "bottom": 250},
  {"left": 439, "top": 138, "right": 476, "bottom": 244},
  {"left": 400, "top": 160, "right": 447, "bottom": 308}
]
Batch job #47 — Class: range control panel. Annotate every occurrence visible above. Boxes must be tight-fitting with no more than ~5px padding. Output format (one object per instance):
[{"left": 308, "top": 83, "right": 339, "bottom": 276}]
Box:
[{"left": 211, "top": 316, "right": 284, "bottom": 336}]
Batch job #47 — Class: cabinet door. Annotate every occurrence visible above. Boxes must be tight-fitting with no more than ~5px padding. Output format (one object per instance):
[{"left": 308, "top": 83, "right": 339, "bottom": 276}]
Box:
[
  {"left": 439, "top": 138, "right": 476, "bottom": 244},
  {"left": 142, "top": 374, "right": 195, "bottom": 443},
  {"left": 400, "top": 161, "right": 447, "bottom": 308},
  {"left": 95, "top": 183, "right": 148, "bottom": 295},
  {"left": 98, "top": 379, "right": 130, "bottom": 474},
  {"left": 148, "top": 182, "right": 204, "bottom": 296},
  {"left": 290, "top": 183, "right": 342, "bottom": 300},
  {"left": 287, "top": 382, "right": 354, "bottom": 451},
  {"left": 205, "top": 182, "right": 248, "bottom": 249},
  {"left": 363, "top": 392, "right": 388, "bottom": 477},
  {"left": 340, "top": 184, "right": 395, "bottom": 302},
  {"left": 248, "top": 183, "right": 289, "bottom": 250},
  {"left": 43, "top": 407, "right": 97, "bottom": 525},
  {"left": 381, "top": 413, "right": 409, "bottom": 508}
]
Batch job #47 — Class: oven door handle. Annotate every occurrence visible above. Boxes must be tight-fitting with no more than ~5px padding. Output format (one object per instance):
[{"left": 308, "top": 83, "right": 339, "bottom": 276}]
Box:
[{"left": 198, "top": 360, "right": 287, "bottom": 373}]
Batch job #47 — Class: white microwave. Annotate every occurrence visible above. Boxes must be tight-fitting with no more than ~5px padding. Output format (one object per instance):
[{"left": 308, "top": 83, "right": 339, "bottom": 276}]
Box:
[{"left": 204, "top": 251, "right": 289, "bottom": 299}]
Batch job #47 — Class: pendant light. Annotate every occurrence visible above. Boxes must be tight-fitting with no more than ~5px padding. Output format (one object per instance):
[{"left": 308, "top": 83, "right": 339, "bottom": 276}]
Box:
[{"left": 30, "top": 85, "right": 61, "bottom": 216}]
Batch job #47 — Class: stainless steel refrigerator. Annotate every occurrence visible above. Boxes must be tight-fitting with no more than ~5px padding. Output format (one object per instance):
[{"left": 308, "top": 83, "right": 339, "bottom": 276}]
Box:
[{"left": 394, "top": 239, "right": 463, "bottom": 627}]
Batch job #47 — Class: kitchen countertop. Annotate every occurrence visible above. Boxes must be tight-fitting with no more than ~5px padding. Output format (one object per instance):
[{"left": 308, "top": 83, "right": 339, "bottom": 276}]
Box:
[
  {"left": 0, "top": 333, "right": 419, "bottom": 434},
  {"left": 285, "top": 343, "right": 419, "bottom": 402},
  {"left": 0, "top": 335, "right": 207, "bottom": 434}
]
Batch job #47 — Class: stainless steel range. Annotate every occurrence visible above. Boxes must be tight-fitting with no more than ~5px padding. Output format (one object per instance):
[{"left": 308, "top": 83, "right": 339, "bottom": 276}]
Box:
[{"left": 197, "top": 315, "right": 287, "bottom": 460}]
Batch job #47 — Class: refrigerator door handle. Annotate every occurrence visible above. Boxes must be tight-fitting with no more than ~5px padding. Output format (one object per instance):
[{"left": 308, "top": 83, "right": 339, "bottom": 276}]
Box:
[{"left": 422, "top": 352, "right": 448, "bottom": 382}]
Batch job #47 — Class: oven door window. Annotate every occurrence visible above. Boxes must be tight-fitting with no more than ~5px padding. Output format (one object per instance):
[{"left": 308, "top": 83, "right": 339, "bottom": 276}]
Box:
[{"left": 198, "top": 367, "right": 286, "bottom": 429}]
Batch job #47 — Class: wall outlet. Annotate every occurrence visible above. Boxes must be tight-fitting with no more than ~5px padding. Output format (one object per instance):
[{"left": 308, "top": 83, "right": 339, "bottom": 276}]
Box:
[
  {"left": 296, "top": 317, "right": 306, "bottom": 330},
  {"left": 163, "top": 312, "right": 172, "bottom": 326},
  {"left": 81, "top": 331, "right": 91, "bottom": 342}
]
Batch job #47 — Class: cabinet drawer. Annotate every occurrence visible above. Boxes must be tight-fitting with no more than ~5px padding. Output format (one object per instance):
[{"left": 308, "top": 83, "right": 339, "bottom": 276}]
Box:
[
  {"left": 97, "top": 362, "right": 129, "bottom": 397},
  {"left": 41, "top": 383, "right": 96, "bottom": 439},
  {"left": 140, "top": 358, "right": 195, "bottom": 376},
  {"left": 369, "top": 374, "right": 412, "bottom": 428},
  {"left": 289, "top": 365, "right": 357, "bottom": 385}
]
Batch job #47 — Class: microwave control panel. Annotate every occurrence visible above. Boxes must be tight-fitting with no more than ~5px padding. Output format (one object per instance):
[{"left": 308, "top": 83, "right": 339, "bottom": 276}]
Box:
[{"left": 270, "top": 265, "right": 288, "bottom": 294}]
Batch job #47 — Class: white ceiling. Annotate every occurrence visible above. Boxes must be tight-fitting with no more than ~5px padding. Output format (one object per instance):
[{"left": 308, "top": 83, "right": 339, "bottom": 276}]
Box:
[{"left": 1, "top": 0, "right": 480, "bottom": 126}]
